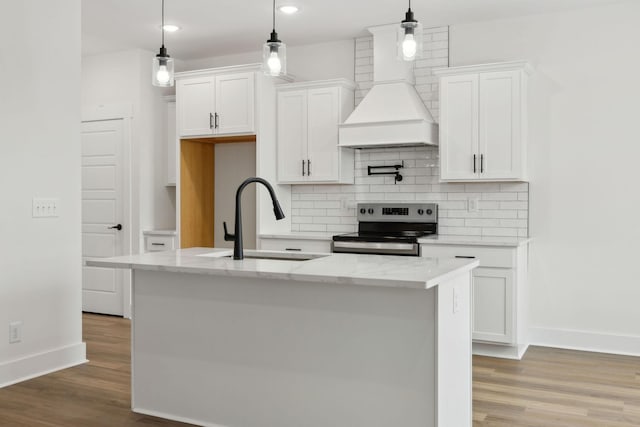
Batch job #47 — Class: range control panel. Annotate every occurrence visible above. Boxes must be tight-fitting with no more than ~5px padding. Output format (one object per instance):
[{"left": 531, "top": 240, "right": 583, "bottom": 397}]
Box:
[{"left": 357, "top": 203, "right": 438, "bottom": 223}]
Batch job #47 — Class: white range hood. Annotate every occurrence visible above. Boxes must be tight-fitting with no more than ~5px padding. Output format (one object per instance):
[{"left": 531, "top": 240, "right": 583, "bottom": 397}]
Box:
[{"left": 339, "top": 24, "right": 438, "bottom": 148}]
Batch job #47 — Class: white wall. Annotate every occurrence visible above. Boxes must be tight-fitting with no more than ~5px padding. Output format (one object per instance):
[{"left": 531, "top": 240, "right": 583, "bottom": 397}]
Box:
[
  {"left": 450, "top": 1, "right": 640, "bottom": 353},
  {"left": 0, "top": 0, "right": 86, "bottom": 387},
  {"left": 214, "top": 142, "right": 257, "bottom": 249},
  {"left": 183, "top": 39, "right": 355, "bottom": 81},
  {"left": 82, "top": 49, "right": 176, "bottom": 253}
]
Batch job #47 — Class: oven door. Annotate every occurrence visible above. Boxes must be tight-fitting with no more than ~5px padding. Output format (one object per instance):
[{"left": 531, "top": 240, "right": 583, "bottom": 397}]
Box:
[{"left": 331, "top": 241, "right": 420, "bottom": 256}]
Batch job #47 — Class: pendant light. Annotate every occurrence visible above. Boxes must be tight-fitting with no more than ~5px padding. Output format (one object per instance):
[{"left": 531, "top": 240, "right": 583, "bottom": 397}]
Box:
[
  {"left": 399, "top": 0, "right": 423, "bottom": 61},
  {"left": 152, "top": 0, "right": 175, "bottom": 87},
  {"left": 262, "top": 0, "right": 287, "bottom": 77}
]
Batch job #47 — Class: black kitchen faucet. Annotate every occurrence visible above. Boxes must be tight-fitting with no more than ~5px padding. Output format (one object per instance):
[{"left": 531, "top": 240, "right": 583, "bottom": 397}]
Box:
[{"left": 224, "top": 177, "right": 285, "bottom": 260}]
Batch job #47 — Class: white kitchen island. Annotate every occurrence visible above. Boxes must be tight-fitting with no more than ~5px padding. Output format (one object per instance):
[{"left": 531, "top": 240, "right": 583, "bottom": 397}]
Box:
[{"left": 88, "top": 248, "right": 478, "bottom": 427}]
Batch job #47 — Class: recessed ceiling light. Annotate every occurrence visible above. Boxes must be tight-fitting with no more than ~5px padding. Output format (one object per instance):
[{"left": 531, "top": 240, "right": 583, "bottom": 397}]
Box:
[
  {"left": 162, "top": 24, "right": 181, "bottom": 32},
  {"left": 278, "top": 5, "right": 299, "bottom": 14}
]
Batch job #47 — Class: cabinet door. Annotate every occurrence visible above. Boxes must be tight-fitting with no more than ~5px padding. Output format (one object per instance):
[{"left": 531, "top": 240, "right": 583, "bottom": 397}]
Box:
[
  {"left": 479, "top": 71, "right": 522, "bottom": 180},
  {"left": 472, "top": 267, "right": 514, "bottom": 344},
  {"left": 277, "top": 90, "right": 308, "bottom": 182},
  {"left": 177, "top": 77, "right": 215, "bottom": 137},
  {"left": 440, "top": 74, "right": 479, "bottom": 181},
  {"left": 306, "top": 87, "right": 340, "bottom": 182},
  {"left": 215, "top": 72, "right": 255, "bottom": 135}
]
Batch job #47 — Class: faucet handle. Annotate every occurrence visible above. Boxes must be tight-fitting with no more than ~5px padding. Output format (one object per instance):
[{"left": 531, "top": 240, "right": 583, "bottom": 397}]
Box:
[{"left": 223, "top": 222, "right": 235, "bottom": 241}]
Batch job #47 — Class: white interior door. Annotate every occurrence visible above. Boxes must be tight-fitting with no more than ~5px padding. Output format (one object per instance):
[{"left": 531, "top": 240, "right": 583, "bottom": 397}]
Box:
[{"left": 81, "top": 119, "right": 126, "bottom": 316}]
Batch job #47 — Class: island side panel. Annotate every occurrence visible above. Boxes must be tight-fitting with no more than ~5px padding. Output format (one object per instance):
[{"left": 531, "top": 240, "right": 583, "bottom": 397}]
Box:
[
  {"left": 437, "top": 271, "right": 473, "bottom": 427},
  {"left": 131, "top": 269, "right": 438, "bottom": 427}
]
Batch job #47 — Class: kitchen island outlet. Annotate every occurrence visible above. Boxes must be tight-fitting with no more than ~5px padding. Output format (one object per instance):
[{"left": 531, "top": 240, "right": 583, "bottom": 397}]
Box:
[{"left": 88, "top": 248, "right": 478, "bottom": 427}]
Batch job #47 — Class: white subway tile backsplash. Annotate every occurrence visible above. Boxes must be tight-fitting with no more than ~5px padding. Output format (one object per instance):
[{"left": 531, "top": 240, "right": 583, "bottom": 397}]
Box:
[
  {"left": 481, "top": 228, "right": 519, "bottom": 237},
  {"left": 291, "top": 146, "right": 529, "bottom": 237},
  {"left": 299, "top": 193, "right": 327, "bottom": 201},
  {"left": 314, "top": 216, "right": 341, "bottom": 224},
  {"left": 465, "top": 218, "right": 500, "bottom": 227},
  {"left": 299, "top": 224, "right": 328, "bottom": 232},
  {"left": 288, "top": 26, "right": 529, "bottom": 238},
  {"left": 313, "top": 200, "right": 341, "bottom": 209},
  {"left": 482, "top": 192, "right": 519, "bottom": 201},
  {"left": 499, "top": 201, "right": 528, "bottom": 210}
]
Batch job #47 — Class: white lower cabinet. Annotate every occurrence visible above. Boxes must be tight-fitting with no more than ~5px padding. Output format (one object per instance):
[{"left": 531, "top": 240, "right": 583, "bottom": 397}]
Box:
[
  {"left": 472, "top": 267, "right": 514, "bottom": 344},
  {"left": 143, "top": 231, "right": 177, "bottom": 253},
  {"left": 421, "top": 243, "right": 528, "bottom": 359},
  {"left": 259, "top": 236, "right": 331, "bottom": 254}
]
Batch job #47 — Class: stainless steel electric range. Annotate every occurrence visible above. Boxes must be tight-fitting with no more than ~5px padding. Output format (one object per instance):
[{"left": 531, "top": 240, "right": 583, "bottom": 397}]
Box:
[{"left": 331, "top": 203, "right": 438, "bottom": 256}]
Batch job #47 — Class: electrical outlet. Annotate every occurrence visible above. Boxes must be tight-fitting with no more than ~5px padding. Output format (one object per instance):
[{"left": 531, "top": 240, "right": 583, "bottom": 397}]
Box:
[
  {"left": 9, "top": 321, "right": 22, "bottom": 343},
  {"left": 32, "top": 198, "right": 60, "bottom": 218},
  {"left": 468, "top": 197, "right": 479, "bottom": 213},
  {"left": 453, "top": 288, "right": 460, "bottom": 314}
]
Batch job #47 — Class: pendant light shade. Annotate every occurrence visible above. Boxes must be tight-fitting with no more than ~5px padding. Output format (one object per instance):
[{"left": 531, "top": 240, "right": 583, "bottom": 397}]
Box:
[
  {"left": 152, "top": 0, "right": 175, "bottom": 87},
  {"left": 398, "top": 0, "right": 422, "bottom": 61},
  {"left": 262, "top": 0, "right": 287, "bottom": 76}
]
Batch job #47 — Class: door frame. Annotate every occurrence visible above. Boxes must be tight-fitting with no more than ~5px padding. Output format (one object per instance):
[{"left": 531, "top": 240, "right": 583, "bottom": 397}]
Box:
[{"left": 82, "top": 104, "right": 133, "bottom": 318}]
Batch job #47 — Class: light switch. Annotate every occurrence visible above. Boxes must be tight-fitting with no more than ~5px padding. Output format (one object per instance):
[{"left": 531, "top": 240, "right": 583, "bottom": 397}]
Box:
[{"left": 32, "top": 198, "right": 60, "bottom": 218}]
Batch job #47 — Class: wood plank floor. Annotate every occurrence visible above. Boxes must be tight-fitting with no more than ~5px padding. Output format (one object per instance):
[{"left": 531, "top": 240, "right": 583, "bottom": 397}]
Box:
[{"left": 0, "top": 314, "right": 638, "bottom": 426}]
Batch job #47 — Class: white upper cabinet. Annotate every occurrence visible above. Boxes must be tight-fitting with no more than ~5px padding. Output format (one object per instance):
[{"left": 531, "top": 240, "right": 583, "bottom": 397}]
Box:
[
  {"left": 176, "top": 71, "right": 255, "bottom": 137},
  {"left": 215, "top": 73, "right": 255, "bottom": 135},
  {"left": 177, "top": 77, "right": 215, "bottom": 137},
  {"left": 435, "top": 62, "right": 532, "bottom": 182},
  {"left": 277, "top": 90, "right": 308, "bottom": 182},
  {"left": 277, "top": 79, "right": 355, "bottom": 184}
]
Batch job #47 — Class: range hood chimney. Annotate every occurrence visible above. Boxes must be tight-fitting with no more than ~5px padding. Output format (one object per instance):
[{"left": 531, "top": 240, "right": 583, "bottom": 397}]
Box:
[{"left": 339, "top": 24, "right": 438, "bottom": 148}]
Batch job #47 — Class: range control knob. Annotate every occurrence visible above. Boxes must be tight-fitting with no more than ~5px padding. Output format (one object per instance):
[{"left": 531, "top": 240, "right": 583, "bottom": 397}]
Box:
[
  {"left": 426, "top": 209, "right": 433, "bottom": 215},
  {"left": 417, "top": 209, "right": 424, "bottom": 215},
  {"left": 368, "top": 208, "right": 374, "bottom": 214},
  {"left": 360, "top": 208, "right": 366, "bottom": 214}
]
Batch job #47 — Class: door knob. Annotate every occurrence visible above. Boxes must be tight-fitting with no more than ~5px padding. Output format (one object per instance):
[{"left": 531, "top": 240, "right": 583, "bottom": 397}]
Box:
[{"left": 108, "top": 224, "right": 122, "bottom": 231}]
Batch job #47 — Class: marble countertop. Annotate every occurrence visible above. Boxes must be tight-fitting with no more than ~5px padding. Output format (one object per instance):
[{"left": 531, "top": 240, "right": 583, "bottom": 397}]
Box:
[
  {"left": 418, "top": 235, "right": 531, "bottom": 247},
  {"left": 87, "top": 247, "right": 478, "bottom": 290},
  {"left": 259, "top": 232, "right": 335, "bottom": 241}
]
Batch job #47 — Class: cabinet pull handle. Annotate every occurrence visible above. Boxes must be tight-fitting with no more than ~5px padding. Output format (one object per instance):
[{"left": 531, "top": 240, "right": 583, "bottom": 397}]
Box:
[
  {"left": 307, "top": 159, "right": 311, "bottom": 176},
  {"left": 473, "top": 154, "right": 477, "bottom": 173},
  {"left": 302, "top": 159, "right": 305, "bottom": 176},
  {"left": 215, "top": 112, "right": 219, "bottom": 129},
  {"left": 151, "top": 243, "right": 165, "bottom": 246},
  {"left": 455, "top": 255, "right": 476, "bottom": 259},
  {"left": 209, "top": 113, "right": 214, "bottom": 129},
  {"left": 480, "top": 154, "right": 484, "bottom": 173},
  {"left": 285, "top": 248, "right": 302, "bottom": 251}
]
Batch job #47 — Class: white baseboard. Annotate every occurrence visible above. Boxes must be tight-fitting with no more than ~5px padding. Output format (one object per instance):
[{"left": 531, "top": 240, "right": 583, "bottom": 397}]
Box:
[
  {"left": 530, "top": 327, "right": 640, "bottom": 357},
  {"left": 473, "top": 342, "right": 529, "bottom": 360},
  {"left": 133, "top": 407, "right": 229, "bottom": 427},
  {"left": 0, "top": 342, "right": 87, "bottom": 388}
]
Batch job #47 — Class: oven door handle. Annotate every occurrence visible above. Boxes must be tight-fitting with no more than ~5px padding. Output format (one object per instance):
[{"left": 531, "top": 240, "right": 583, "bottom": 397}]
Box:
[
  {"left": 332, "top": 241, "right": 415, "bottom": 250},
  {"left": 331, "top": 241, "right": 420, "bottom": 256}
]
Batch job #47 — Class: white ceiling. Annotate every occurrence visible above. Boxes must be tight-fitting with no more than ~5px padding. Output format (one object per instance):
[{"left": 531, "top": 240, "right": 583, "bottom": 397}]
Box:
[{"left": 82, "top": 0, "right": 626, "bottom": 60}]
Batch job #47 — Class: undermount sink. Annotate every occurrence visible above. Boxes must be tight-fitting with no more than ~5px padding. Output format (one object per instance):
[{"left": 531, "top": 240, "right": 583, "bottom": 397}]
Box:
[{"left": 198, "top": 250, "right": 328, "bottom": 262}]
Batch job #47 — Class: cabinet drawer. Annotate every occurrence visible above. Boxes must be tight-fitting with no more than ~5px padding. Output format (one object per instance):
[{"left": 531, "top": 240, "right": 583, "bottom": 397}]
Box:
[
  {"left": 145, "top": 235, "right": 176, "bottom": 252},
  {"left": 420, "top": 244, "right": 515, "bottom": 268},
  {"left": 260, "top": 238, "right": 331, "bottom": 254}
]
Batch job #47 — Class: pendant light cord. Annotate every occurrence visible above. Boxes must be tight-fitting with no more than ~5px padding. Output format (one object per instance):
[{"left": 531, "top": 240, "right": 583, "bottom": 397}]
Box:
[
  {"left": 161, "top": 0, "right": 165, "bottom": 47},
  {"left": 272, "top": 0, "right": 276, "bottom": 32}
]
